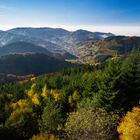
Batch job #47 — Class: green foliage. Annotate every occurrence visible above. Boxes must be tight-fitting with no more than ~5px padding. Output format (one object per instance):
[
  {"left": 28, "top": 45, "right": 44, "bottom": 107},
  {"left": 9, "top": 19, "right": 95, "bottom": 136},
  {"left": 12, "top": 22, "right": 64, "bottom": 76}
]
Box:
[
  {"left": 39, "top": 101, "right": 63, "bottom": 134},
  {"left": 68, "top": 90, "right": 81, "bottom": 109},
  {"left": 82, "top": 71, "right": 101, "bottom": 98},
  {"left": 94, "top": 57, "right": 122, "bottom": 112},
  {"left": 116, "top": 53, "right": 140, "bottom": 111},
  {"left": 95, "top": 54, "right": 112, "bottom": 62},
  {"left": 6, "top": 108, "right": 39, "bottom": 140},
  {"left": 0, "top": 53, "right": 78, "bottom": 75},
  {"left": 0, "top": 53, "right": 140, "bottom": 139},
  {"left": 94, "top": 54, "right": 140, "bottom": 113}
]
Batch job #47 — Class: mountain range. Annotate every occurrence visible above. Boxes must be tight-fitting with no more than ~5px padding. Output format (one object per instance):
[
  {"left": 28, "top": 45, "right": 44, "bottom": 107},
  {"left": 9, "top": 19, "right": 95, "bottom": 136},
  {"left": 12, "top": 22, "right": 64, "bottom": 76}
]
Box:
[
  {"left": 0, "top": 27, "right": 140, "bottom": 76},
  {"left": 0, "top": 27, "right": 114, "bottom": 54}
]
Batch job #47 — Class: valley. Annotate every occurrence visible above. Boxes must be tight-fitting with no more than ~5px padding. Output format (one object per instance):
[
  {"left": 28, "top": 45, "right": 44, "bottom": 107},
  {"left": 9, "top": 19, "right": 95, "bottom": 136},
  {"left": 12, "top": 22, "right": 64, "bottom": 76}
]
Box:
[{"left": 0, "top": 27, "right": 140, "bottom": 140}]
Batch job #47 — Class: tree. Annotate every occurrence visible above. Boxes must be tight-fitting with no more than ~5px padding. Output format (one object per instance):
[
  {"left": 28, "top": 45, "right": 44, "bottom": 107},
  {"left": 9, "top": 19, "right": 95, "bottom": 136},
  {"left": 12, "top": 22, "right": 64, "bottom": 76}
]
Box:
[
  {"left": 41, "top": 85, "right": 48, "bottom": 101},
  {"left": 82, "top": 71, "right": 101, "bottom": 98},
  {"left": 39, "top": 101, "right": 63, "bottom": 134},
  {"left": 68, "top": 90, "right": 81, "bottom": 108},
  {"left": 117, "top": 106, "right": 140, "bottom": 140},
  {"left": 94, "top": 57, "right": 122, "bottom": 112},
  {"left": 116, "top": 53, "right": 140, "bottom": 112},
  {"left": 94, "top": 53, "right": 140, "bottom": 113},
  {"left": 6, "top": 108, "right": 39, "bottom": 140},
  {"left": 65, "top": 105, "right": 118, "bottom": 140}
]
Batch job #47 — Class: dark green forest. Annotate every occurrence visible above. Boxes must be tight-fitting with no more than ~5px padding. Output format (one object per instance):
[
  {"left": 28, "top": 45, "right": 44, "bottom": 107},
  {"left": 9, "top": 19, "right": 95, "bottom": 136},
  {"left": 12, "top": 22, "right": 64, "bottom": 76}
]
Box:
[
  {"left": 0, "top": 53, "right": 77, "bottom": 76},
  {"left": 0, "top": 53, "right": 140, "bottom": 140}
]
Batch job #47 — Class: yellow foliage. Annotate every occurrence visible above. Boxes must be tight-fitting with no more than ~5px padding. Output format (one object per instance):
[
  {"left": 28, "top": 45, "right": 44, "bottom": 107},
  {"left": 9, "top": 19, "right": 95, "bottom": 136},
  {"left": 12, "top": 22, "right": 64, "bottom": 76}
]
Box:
[
  {"left": 52, "top": 90, "right": 60, "bottom": 101},
  {"left": 32, "top": 93, "right": 40, "bottom": 105},
  {"left": 117, "top": 106, "right": 140, "bottom": 140},
  {"left": 17, "top": 99, "right": 29, "bottom": 107},
  {"left": 41, "top": 85, "right": 48, "bottom": 100},
  {"left": 27, "top": 90, "right": 33, "bottom": 98},
  {"left": 26, "top": 83, "right": 41, "bottom": 106},
  {"left": 31, "top": 77, "right": 36, "bottom": 81},
  {"left": 27, "top": 83, "right": 37, "bottom": 98},
  {"left": 11, "top": 99, "right": 29, "bottom": 109},
  {"left": 11, "top": 102, "right": 17, "bottom": 110},
  {"left": 8, "top": 108, "right": 32, "bottom": 122},
  {"left": 31, "top": 83, "right": 37, "bottom": 89},
  {"left": 50, "top": 89, "right": 53, "bottom": 94},
  {"left": 30, "top": 133, "right": 61, "bottom": 140}
]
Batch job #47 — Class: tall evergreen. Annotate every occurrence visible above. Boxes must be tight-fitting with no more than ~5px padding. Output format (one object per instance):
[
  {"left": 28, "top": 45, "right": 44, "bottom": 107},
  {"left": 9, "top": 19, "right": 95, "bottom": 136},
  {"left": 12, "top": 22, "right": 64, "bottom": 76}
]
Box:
[
  {"left": 116, "top": 53, "right": 140, "bottom": 111},
  {"left": 94, "top": 57, "right": 122, "bottom": 112}
]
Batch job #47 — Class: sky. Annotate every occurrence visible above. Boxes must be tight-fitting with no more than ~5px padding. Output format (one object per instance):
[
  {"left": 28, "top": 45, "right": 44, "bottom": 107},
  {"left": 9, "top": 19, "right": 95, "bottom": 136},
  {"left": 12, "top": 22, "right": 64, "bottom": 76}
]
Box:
[{"left": 0, "top": 0, "right": 140, "bottom": 36}]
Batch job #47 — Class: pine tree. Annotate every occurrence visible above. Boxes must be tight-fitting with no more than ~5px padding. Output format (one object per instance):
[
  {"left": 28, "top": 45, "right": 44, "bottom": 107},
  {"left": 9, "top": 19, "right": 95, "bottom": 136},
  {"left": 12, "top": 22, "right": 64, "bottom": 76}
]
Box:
[
  {"left": 117, "top": 53, "right": 140, "bottom": 111},
  {"left": 94, "top": 57, "right": 122, "bottom": 112}
]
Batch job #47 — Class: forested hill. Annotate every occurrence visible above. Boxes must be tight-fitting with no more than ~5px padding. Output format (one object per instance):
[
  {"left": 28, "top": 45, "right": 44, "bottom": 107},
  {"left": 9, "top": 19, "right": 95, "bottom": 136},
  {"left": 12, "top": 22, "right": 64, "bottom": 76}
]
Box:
[
  {"left": 0, "top": 53, "right": 140, "bottom": 140},
  {"left": 0, "top": 42, "right": 51, "bottom": 56},
  {"left": 0, "top": 53, "right": 78, "bottom": 76},
  {"left": 75, "top": 36, "right": 140, "bottom": 63}
]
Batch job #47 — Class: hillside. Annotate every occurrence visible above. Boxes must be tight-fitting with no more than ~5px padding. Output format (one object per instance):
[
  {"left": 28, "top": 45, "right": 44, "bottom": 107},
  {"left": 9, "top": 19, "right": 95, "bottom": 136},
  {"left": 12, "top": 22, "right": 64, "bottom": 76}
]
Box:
[
  {"left": 76, "top": 36, "right": 140, "bottom": 63},
  {"left": 0, "top": 29, "right": 64, "bottom": 53},
  {"left": 0, "top": 41, "right": 51, "bottom": 56},
  {"left": 4, "top": 27, "right": 114, "bottom": 53},
  {"left": 0, "top": 53, "right": 78, "bottom": 75},
  {"left": 8, "top": 28, "right": 114, "bottom": 44},
  {"left": 1, "top": 29, "right": 140, "bottom": 64},
  {"left": 0, "top": 53, "right": 140, "bottom": 140},
  {"left": 68, "top": 30, "right": 114, "bottom": 44}
]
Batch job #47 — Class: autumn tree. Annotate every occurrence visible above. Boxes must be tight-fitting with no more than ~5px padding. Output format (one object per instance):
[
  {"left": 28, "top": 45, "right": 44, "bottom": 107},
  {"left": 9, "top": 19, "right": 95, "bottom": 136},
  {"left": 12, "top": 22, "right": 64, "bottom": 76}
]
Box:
[
  {"left": 5, "top": 108, "right": 39, "bottom": 140},
  {"left": 30, "top": 133, "right": 60, "bottom": 140},
  {"left": 117, "top": 106, "right": 140, "bottom": 140}
]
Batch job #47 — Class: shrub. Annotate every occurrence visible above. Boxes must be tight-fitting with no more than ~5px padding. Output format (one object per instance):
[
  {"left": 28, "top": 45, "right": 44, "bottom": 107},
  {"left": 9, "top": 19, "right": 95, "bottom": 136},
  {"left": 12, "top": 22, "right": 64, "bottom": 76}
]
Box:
[{"left": 65, "top": 106, "right": 118, "bottom": 140}]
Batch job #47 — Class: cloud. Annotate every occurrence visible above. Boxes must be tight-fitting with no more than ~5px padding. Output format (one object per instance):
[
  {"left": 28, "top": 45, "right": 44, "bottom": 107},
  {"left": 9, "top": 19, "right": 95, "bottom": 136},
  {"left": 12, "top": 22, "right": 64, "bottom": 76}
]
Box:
[
  {"left": 85, "top": 25, "right": 140, "bottom": 36},
  {"left": 1, "top": 24, "right": 140, "bottom": 36},
  {"left": 54, "top": 24, "right": 140, "bottom": 36}
]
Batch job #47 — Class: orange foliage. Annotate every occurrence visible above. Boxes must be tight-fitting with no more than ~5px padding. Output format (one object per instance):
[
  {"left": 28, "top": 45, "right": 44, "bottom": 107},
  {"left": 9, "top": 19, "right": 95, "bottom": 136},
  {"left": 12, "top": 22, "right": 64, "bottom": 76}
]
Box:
[{"left": 32, "top": 93, "right": 40, "bottom": 105}]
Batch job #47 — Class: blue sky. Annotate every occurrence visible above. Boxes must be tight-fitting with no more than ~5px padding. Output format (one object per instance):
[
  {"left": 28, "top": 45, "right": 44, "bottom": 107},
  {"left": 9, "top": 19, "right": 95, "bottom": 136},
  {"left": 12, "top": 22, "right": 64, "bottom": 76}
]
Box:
[{"left": 0, "top": 0, "right": 140, "bottom": 35}]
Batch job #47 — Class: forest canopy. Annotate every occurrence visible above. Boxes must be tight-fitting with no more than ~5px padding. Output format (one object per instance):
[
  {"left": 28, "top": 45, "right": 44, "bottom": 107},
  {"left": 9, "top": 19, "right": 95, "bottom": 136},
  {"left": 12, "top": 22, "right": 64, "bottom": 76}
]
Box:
[{"left": 0, "top": 53, "right": 140, "bottom": 140}]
